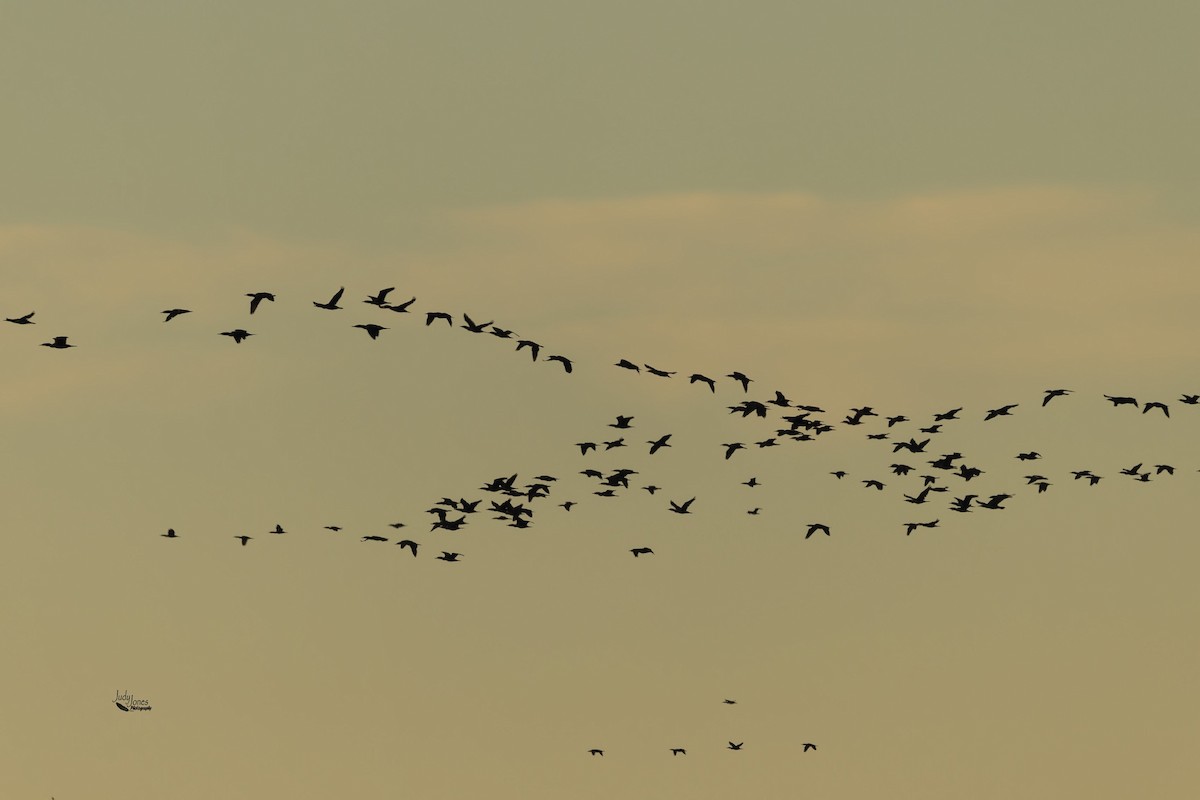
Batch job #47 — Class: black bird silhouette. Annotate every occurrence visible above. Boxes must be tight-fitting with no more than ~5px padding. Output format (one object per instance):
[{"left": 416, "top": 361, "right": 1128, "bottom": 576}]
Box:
[
  {"left": 395, "top": 539, "right": 419, "bottom": 556},
  {"left": 689, "top": 373, "right": 716, "bottom": 392},
  {"left": 269, "top": 524, "right": 285, "bottom": 534},
  {"left": 461, "top": 314, "right": 492, "bottom": 333},
  {"left": 747, "top": 508, "right": 761, "bottom": 515},
  {"left": 603, "top": 438, "right": 625, "bottom": 450},
  {"left": 545, "top": 354, "right": 573, "bottom": 372},
  {"left": 933, "top": 407, "right": 962, "bottom": 421},
  {"left": 162, "top": 308, "right": 191, "bottom": 322},
  {"left": 489, "top": 326, "right": 515, "bottom": 338},
  {"left": 805, "top": 523, "right": 830, "bottom": 539},
  {"left": 384, "top": 297, "right": 417, "bottom": 313},
  {"left": 40, "top": 336, "right": 75, "bottom": 349},
  {"left": 559, "top": 501, "right": 576, "bottom": 511},
  {"left": 354, "top": 323, "right": 387, "bottom": 340},
  {"left": 802, "top": 743, "right": 817, "bottom": 752},
  {"left": 1104, "top": 395, "right": 1138, "bottom": 408},
  {"left": 1016, "top": 452, "right": 1041, "bottom": 460},
  {"left": 950, "top": 495, "right": 978, "bottom": 512},
  {"left": 722, "top": 443, "right": 745, "bottom": 459},
  {"left": 863, "top": 479, "right": 885, "bottom": 490},
  {"left": 1143, "top": 401, "right": 1169, "bottom": 417},
  {"left": 643, "top": 485, "right": 661, "bottom": 494},
  {"left": 831, "top": 471, "right": 847, "bottom": 479},
  {"left": 670, "top": 748, "right": 687, "bottom": 756},
  {"left": 234, "top": 535, "right": 251, "bottom": 546},
  {"left": 727, "top": 742, "right": 744, "bottom": 751},
  {"left": 588, "top": 749, "right": 604, "bottom": 756},
  {"left": 313, "top": 287, "right": 345, "bottom": 310},
  {"left": 425, "top": 311, "right": 453, "bottom": 326},
  {"left": 1042, "top": 388, "right": 1072, "bottom": 405},
  {"left": 644, "top": 364, "right": 675, "bottom": 378},
  {"left": 977, "top": 493, "right": 1012, "bottom": 510},
  {"left": 5, "top": 311, "right": 34, "bottom": 324},
  {"left": 437, "top": 551, "right": 462, "bottom": 562},
  {"left": 1155, "top": 464, "right": 1175, "bottom": 475},
  {"left": 723, "top": 699, "right": 737, "bottom": 704},
  {"left": 577, "top": 442, "right": 597, "bottom": 455},
  {"left": 743, "top": 477, "right": 760, "bottom": 487},
  {"left": 516, "top": 339, "right": 541, "bottom": 360},
  {"left": 615, "top": 359, "right": 640, "bottom": 372},
  {"left": 365, "top": 287, "right": 394, "bottom": 306},
  {"left": 984, "top": 404, "right": 1018, "bottom": 420},
  {"left": 668, "top": 498, "right": 695, "bottom": 514},
  {"left": 246, "top": 292, "right": 275, "bottom": 313},
  {"left": 610, "top": 415, "right": 634, "bottom": 429},
  {"left": 646, "top": 434, "right": 672, "bottom": 454},
  {"left": 1181, "top": 394, "right": 1199, "bottom": 405},
  {"left": 630, "top": 547, "right": 654, "bottom": 557},
  {"left": 727, "top": 372, "right": 752, "bottom": 392},
  {"left": 361, "top": 535, "right": 389, "bottom": 542},
  {"left": 325, "top": 525, "right": 343, "bottom": 532},
  {"left": 162, "top": 528, "right": 178, "bottom": 538},
  {"left": 220, "top": 329, "right": 253, "bottom": 343}
]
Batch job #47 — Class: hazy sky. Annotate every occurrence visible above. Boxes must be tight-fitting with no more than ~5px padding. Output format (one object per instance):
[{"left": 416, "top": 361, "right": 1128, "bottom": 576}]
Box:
[{"left": 3, "top": 3, "right": 1198, "bottom": 799}]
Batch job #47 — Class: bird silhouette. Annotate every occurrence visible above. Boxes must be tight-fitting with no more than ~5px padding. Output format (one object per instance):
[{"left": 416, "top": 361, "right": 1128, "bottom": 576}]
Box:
[
  {"left": 648, "top": 434, "right": 672, "bottom": 454},
  {"left": 668, "top": 498, "right": 695, "bottom": 514},
  {"left": 437, "top": 551, "right": 462, "bottom": 562},
  {"left": 615, "top": 359, "right": 640, "bottom": 372},
  {"left": 984, "top": 404, "right": 1018, "bottom": 420},
  {"left": 727, "top": 372, "right": 752, "bottom": 392},
  {"left": 722, "top": 699, "right": 737, "bottom": 704},
  {"left": 727, "top": 742, "right": 744, "bottom": 751},
  {"left": 269, "top": 524, "right": 285, "bottom": 534},
  {"left": 689, "top": 373, "right": 716, "bottom": 392},
  {"left": 1104, "top": 395, "right": 1138, "bottom": 408},
  {"left": 610, "top": 415, "right": 634, "bottom": 429},
  {"left": 384, "top": 297, "right": 417, "bottom": 313},
  {"left": 246, "top": 292, "right": 275, "bottom": 314},
  {"left": 1042, "top": 388, "right": 1072, "bottom": 405},
  {"left": 40, "top": 336, "right": 75, "bottom": 349},
  {"left": 425, "top": 311, "right": 452, "bottom": 326},
  {"left": 313, "top": 287, "right": 345, "bottom": 310},
  {"left": 1143, "top": 401, "right": 1169, "bottom": 417},
  {"left": 545, "top": 355, "right": 573, "bottom": 372},
  {"left": 5, "top": 311, "right": 34, "bottom": 324},
  {"left": 588, "top": 749, "right": 604, "bottom": 756},
  {"left": 234, "top": 536, "right": 252, "bottom": 546},
  {"left": 354, "top": 323, "right": 387, "bottom": 340},
  {"left": 161, "top": 528, "right": 178, "bottom": 538},
  {"left": 461, "top": 314, "right": 492, "bottom": 333},
  {"left": 396, "top": 539, "right": 419, "bottom": 556},
  {"left": 365, "top": 287, "right": 394, "bottom": 306},
  {"left": 630, "top": 547, "right": 654, "bottom": 557},
  {"left": 644, "top": 364, "right": 675, "bottom": 378},
  {"left": 516, "top": 340, "right": 542, "bottom": 360},
  {"left": 220, "top": 329, "right": 253, "bottom": 343},
  {"left": 805, "top": 523, "right": 831, "bottom": 539},
  {"left": 670, "top": 748, "right": 687, "bottom": 756},
  {"left": 722, "top": 443, "right": 745, "bottom": 459},
  {"left": 361, "top": 535, "right": 389, "bottom": 542},
  {"left": 162, "top": 309, "right": 191, "bottom": 322},
  {"left": 802, "top": 743, "right": 817, "bottom": 752}
]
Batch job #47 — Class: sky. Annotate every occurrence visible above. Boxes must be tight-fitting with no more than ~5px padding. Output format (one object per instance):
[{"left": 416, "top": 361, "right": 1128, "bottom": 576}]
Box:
[{"left": 2, "top": 3, "right": 1198, "bottom": 798}]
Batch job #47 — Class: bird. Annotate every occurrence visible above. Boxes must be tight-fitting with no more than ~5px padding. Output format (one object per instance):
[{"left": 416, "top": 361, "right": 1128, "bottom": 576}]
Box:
[
  {"left": 361, "top": 535, "right": 389, "bottom": 542},
  {"left": 747, "top": 508, "right": 761, "bottom": 515},
  {"left": 805, "top": 523, "right": 831, "bottom": 539},
  {"left": 1180, "top": 394, "right": 1200, "bottom": 405},
  {"left": 324, "top": 525, "right": 343, "bottom": 532},
  {"left": 722, "top": 699, "right": 737, "bottom": 705},
  {"left": 722, "top": 443, "right": 745, "bottom": 459},
  {"left": 668, "top": 498, "right": 695, "bottom": 514},
  {"left": 588, "top": 749, "right": 604, "bottom": 756},
  {"left": 354, "top": 323, "right": 387, "bottom": 339},
  {"left": 515, "top": 339, "right": 541, "bottom": 360},
  {"left": 161, "top": 528, "right": 178, "bottom": 538},
  {"left": 647, "top": 434, "right": 672, "bottom": 454},
  {"left": 234, "top": 536, "right": 251, "bottom": 546},
  {"left": 1016, "top": 452, "right": 1041, "bottom": 461},
  {"left": 364, "top": 287, "right": 395, "bottom": 306},
  {"left": 313, "top": 287, "right": 345, "bottom": 310},
  {"left": 610, "top": 415, "right": 634, "bottom": 429},
  {"left": 576, "top": 442, "right": 597, "bottom": 455},
  {"left": 1042, "top": 388, "right": 1072, "bottom": 405},
  {"left": 802, "top": 743, "right": 817, "bottom": 752},
  {"left": 161, "top": 308, "right": 191, "bottom": 322},
  {"left": 630, "top": 547, "right": 654, "bottom": 557},
  {"left": 670, "top": 748, "right": 687, "bottom": 756},
  {"left": 831, "top": 471, "right": 847, "bottom": 479},
  {"left": 461, "top": 313, "right": 492, "bottom": 333},
  {"left": 436, "top": 552, "right": 462, "bottom": 562},
  {"left": 246, "top": 292, "right": 275, "bottom": 313},
  {"left": 727, "top": 742, "right": 744, "bottom": 751},
  {"left": 384, "top": 296, "right": 417, "bottom": 313},
  {"left": 396, "top": 539, "right": 419, "bottom": 556},
  {"left": 425, "top": 311, "right": 453, "bottom": 326},
  {"left": 1143, "top": 401, "right": 1169, "bottom": 417},
  {"left": 559, "top": 501, "right": 576, "bottom": 511},
  {"left": 615, "top": 359, "right": 640, "bottom": 372},
  {"left": 1104, "top": 395, "right": 1138, "bottom": 408},
  {"left": 642, "top": 485, "right": 662, "bottom": 494},
  {"left": 689, "top": 373, "right": 716, "bottom": 392},
  {"left": 743, "top": 477, "right": 760, "bottom": 487},
  {"left": 932, "top": 407, "right": 962, "bottom": 421},
  {"left": 863, "top": 479, "right": 885, "bottom": 490},
  {"left": 269, "top": 524, "right": 285, "bottom": 535},
  {"left": 40, "top": 336, "right": 75, "bottom": 349},
  {"left": 545, "top": 354, "right": 573, "bottom": 373},
  {"left": 5, "top": 311, "right": 35, "bottom": 324},
  {"left": 984, "top": 404, "right": 1018, "bottom": 420},
  {"left": 220, "top": 329, "right": 253, "bottom": 343},
  {"left": 727, "top": 372, "right": 752, "bottom": 392},
  {"left": 644, "top": 364, "right": 675, "bottom": 378}
]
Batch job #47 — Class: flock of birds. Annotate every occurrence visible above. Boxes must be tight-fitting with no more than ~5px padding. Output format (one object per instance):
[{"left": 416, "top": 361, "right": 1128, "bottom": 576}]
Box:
[{"left": 13, "top": 283, "right": 1198, "bottom": 761}]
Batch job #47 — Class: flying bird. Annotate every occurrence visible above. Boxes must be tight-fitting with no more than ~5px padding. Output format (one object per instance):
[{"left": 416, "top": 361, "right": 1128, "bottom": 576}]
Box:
[
  {"left": 5, "top": 311, "right": 34, "bottom": 324},
  {"left": 689, "top": 373, "right": 716, "bottom": 392},
  {"left": 610, "top": 415, "right": 634, "bottom": 429},
  {"left": 588, "top": 749, "right": 604, "bottom": 756},
  {"left": 722, "top": 443, "right": 745, "bottom": 459},
  {"left": 805, "top": 523, "right": 831, "bottom": 539},
  {"left": 545, "top": 354, "right": 573, "bottom": 372},
  {"left": 615, "top": 359, "right": 640, "bottom": 372},
  {"left": 396, "top": 539, "right": 419, "bottom": 555},
  {"left": 269, "top": 524, "right": 285, "bottom": 534},
  {"left": 1143, "top": 401, "right": 1169, "bottom": 417},
  {"left": 648, "top": 434, "right": 672, "bottom": 454},
  {"left": 802, "top": 743, "right": 817, "bottom": 752},
  {"left": 670, "top": 748, "right": 687, "bottom": 756},
  {"left": 354, "top": 323, "right": 387, "bottom": 339},
  {"left": 245, "top": 292, "right": 275, "bottom": 314},
  {"left": 668, "top": 498, "right": 695, "bottom": 514},
  {"left": 161, "top": 308, "right": 191, "bottom": 322},
  {"left": 40, "top": 336, "right": 75, "bottom": 349},
  {"left": 1042, "top": 388, "right": 1072, "bottom": 405},
  {"left": 984, "top": 404, "right": 1018, "bottom": 420},
  {"left": 644, "top": 364, "right": 675, "bottom": 378},
  {"left": 425, "top": 311, "right": 453, "bottom": 326},
  {"left": 162, "top": 528, "right": 178, "bottom": 538},
  {"left": 384, "top": 296, "right": 417, "bottom": 313},
  {"left": 436, "top": 551, "right": 462, "bottom": 562},
  {"left": 727, "top": 372, "right": 752, "bottom": 392},
  {"left": 313, "top": 287, "right": 345, "bottom": 310},
  {"left": 461, "top": 314, "right": 492, "bottom": 333},
  {"left": 727, "top": 742, "right": 744, "bottom": 751},
  {"left": 516, "top": 339, "right": 542, "bottom": 360},
  {"left": 220, "top": 329, "right": 253, "bottom": 343},
  {"left": 364, "top": 287, "right": 395, "bottom": 306},
  {"left": 234, "top": 536, "right": 251, "bottom": 546},
  {"left": 630, "top": 547, "right": 654, "bottom": 557}
]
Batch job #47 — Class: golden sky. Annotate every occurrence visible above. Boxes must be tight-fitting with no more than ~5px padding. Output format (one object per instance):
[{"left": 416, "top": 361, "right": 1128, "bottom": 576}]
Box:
[{"left": 3, "top": 3, "right": 1198, "bottom": 798}]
